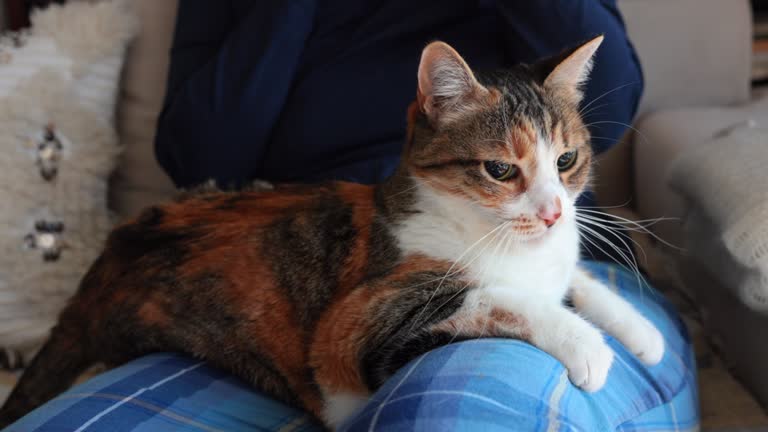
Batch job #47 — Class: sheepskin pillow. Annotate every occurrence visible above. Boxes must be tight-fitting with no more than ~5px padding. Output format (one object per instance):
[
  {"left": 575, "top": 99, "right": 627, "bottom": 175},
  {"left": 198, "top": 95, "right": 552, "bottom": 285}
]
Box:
[
  {"left": 669, "top": 121, "right": 768, "bottom": 313},
  {"left": 0, "top": 0, "right": 136, "bottom": 367}
]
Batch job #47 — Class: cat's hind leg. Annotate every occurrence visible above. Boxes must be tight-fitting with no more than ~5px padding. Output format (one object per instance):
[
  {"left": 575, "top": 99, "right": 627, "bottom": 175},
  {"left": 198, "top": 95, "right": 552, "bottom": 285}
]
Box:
[
  {"left": 569, "top": 267, "right": 664, "bottom": 366},
  {"left": 0, "top": 316, "right": 93, "bottom": 427},
  {"left": 322, "top": 391, "right": 369, "bottom": 429}
]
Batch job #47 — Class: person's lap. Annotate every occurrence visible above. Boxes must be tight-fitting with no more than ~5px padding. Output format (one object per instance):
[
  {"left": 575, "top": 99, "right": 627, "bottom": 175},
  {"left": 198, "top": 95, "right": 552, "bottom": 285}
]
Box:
[{"left": 5, "top": 262, "right": 697, "bottom": 432}]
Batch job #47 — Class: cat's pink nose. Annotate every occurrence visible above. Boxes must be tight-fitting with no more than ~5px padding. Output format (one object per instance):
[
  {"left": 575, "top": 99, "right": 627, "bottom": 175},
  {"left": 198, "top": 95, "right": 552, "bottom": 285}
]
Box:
[{"left": 537, "top": 198, "right": 562, "bottom": 228}]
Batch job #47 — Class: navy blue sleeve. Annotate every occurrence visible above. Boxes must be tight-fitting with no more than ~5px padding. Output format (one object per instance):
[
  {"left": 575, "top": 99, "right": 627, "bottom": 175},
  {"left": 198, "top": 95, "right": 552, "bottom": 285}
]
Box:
[
  {"left": 155, "top": 0, "right": 317, "bottom": 188},
  {"left": 495, "top": 0, "right": 644, "bottom": 154}
]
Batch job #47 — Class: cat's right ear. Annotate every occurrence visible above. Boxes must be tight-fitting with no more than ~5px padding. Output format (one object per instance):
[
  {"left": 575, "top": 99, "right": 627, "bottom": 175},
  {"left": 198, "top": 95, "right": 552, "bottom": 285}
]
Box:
[{"left": 417, "top": 42, "right": 489, "bottom": 127}]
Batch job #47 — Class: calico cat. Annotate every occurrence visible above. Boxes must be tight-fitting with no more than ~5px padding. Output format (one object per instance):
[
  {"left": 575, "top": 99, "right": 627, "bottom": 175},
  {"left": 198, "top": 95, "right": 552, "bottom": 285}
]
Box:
[{"left": 0, "top": 36, "right": 663, "bottom": 429}]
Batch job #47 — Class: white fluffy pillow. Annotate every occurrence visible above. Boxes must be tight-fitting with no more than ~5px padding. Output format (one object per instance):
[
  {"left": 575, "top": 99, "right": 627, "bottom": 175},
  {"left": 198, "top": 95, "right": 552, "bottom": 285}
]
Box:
[
  {"left": 669, "top": 122, "right": 768, "bottom": 313},
  {"left": 0, "top": 0, "right": 136, "bottom": 365}
]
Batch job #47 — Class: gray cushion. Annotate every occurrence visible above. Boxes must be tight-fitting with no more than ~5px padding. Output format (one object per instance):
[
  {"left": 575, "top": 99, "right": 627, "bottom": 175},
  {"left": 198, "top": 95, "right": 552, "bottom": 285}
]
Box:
[{"left": 620, "top": 0, "right": 751, "bottom": 115}]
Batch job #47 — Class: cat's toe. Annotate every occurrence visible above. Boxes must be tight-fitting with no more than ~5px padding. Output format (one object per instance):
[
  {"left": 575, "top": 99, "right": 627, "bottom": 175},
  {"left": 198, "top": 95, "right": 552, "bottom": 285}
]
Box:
[
  {"left": 571, "top": 342, "right": 613, "bottom": 392},
  {"left": 618, "top": 317, "right": 665, "bottom": 366},
  {"left": 634, "top": 322, "right": 664, "bottom": 366},
  {"left": 562, "top": 331, "right": 614, "bottom": 392}
]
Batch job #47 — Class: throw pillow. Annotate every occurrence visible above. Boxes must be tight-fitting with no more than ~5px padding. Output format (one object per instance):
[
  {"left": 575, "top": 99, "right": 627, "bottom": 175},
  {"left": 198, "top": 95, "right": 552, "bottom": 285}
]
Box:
[
  {"left": 668, "top": 121, "right": 768, "bottom": 312},
  {"left": 0, "top": 0, "right": 136, "bottom": 367}
]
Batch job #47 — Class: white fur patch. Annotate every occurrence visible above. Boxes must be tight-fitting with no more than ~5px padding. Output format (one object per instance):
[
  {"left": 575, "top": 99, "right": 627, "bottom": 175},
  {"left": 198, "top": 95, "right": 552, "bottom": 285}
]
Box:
[
  {"left": 394, "top": 179, "right": 580, "bottom": 299},
  {"left": 323, "top": 392, "right": 369, "bottom": 429},
  {"left": 570, "top": 269, "right": 665, "bottom": 365},
  {"left": 392, "top": 175, "right": 613, "bottom": 391}
]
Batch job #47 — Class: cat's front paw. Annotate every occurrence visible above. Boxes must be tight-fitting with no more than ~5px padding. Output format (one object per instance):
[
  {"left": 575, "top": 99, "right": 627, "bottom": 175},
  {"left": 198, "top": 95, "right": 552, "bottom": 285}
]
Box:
[
  {"left": 560, "top": 327, "right": 614, "bottom": 392},
  {"left": 621, "top": 317, "right": 665, "bottom": 366}
]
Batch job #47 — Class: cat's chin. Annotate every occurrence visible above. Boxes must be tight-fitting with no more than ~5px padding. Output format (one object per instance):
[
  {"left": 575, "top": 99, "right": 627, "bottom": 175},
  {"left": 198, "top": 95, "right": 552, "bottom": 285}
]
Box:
[
  {"left": 513, "top": 228, "right": 549, "bottom": 244},
  {"left": 514, "top": 223, "right": 567, "bottom": 244}
]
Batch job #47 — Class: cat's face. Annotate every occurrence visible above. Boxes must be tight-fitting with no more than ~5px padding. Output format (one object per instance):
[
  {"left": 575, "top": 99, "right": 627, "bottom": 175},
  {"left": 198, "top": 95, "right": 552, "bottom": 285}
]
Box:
[{"left": 405, "top": 37, "right": 602, "bottom": 241}]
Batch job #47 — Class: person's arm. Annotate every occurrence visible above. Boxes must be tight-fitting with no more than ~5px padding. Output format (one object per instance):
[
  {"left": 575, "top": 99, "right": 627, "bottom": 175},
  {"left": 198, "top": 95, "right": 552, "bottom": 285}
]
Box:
[
  {"left": 495, "top": 0, "right": 643, "bottom": 154},
  {"left": 155, "top": 0, "right": 317, "bottom": 188}
]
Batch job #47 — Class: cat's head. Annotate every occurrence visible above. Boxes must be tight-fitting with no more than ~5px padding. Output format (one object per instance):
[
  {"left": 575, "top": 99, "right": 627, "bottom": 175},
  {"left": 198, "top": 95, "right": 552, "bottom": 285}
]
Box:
[{"left": 403, "top": 37, "right": 602, "bottom": 241}]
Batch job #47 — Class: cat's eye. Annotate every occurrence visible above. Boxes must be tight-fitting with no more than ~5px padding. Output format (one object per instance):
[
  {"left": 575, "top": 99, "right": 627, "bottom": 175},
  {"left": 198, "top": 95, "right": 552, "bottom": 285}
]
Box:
[
  {"left": 557, "top": 150, "right": 578, "bottom": 172},
  {"left": 484, "top": 161, "right": 519, "bottom": 181}
]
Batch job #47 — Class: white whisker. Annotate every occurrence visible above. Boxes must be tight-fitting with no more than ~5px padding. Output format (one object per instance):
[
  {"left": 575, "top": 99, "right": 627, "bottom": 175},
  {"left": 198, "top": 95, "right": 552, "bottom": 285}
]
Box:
[
  {"left": 384, "top": 178, "right": 433, "bottom": 200},
  {"left": 419, "top": 223, "right": 511, "bottom": 331},
  {"left": 576, "top": 209, "right": 683, "bottom": 251},
  {"left": 561, "top": 81, "right": 640, "bottom": 134},
  {"left": 577, "top": 82, "right": 640, "bottom": 119},
  {"left": 576, "top": 217, "right": 649, "bottom": 266},
  {"left": 577, "top": 222, "right": 642, "bottom": 276},
  {"left": 576, "top": 199, "right": 633, "bottom": 210},
  {"left": 577, "top": 222, "right": 653, "bottom": 303},
  {"left": 577, "top": 214, "right": 670, "bottom": 231},
  {"left": 407, "top": 221, "right": 511, "bottom": 333}
]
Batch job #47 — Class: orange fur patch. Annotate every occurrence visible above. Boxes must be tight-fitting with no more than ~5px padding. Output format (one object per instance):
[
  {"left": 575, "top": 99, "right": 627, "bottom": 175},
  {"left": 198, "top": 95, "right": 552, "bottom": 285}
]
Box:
[
  {"left": 432, "top": 307, "right": 530, "bottom": 341},
  {"left": 125, "top": 184, "right": 389, "bottom": 417},
  {"left": 509, "top": 120, "right": 537, "bottom": 159},
  {"left": 310, "top": 255, "right": 453, "bottom": 395},
  {"left": 137, "top": 302, "right": 170, "bottom": 328},
  {"left": 337, "top": 184, "right": 377, "bottom": 293}
]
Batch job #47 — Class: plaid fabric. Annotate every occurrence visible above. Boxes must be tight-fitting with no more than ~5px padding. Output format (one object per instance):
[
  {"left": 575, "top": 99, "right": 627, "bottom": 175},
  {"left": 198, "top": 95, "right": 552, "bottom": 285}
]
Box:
[{"left": 5, "top": 263, "right": 698, "bottom": 431}]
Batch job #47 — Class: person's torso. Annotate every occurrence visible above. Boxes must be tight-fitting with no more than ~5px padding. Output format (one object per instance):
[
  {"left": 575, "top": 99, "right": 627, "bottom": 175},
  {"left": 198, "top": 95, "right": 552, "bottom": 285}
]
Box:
[{"left": 261, "top": 0, "right": 509, "bottom": 183}]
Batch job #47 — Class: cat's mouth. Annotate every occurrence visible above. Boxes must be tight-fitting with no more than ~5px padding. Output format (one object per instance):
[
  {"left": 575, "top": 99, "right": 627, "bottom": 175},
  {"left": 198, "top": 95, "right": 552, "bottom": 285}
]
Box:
[
  {"left": 501, "top": 215, "right": 546, "bottom": 239},
  {"left": 504, "top": 207, "right": 572, "bottom": 241},
  {"left": 509, "top": 222, "right": 549, "bottom": 240}
]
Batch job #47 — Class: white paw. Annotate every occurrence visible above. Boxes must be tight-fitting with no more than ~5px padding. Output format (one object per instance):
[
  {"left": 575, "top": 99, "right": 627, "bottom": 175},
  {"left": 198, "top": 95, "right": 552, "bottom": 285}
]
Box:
[
  {"left": 559, "top": 327, "right": 614, "bottom": 392},
  {"left": 619, "top": 317, "right": 665, "bottom": 366},
  {"left": 323, "top": 391, "right": 369, "bottom": 429}
]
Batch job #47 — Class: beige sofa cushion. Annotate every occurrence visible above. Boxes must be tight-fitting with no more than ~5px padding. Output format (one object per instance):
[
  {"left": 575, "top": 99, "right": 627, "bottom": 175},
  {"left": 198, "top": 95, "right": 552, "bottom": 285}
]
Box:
[
  {"left": 110, "top": 0, "right": 178, "bottom": 220},
  {"left": 634, "top": 93, "right": 768, "bottom": 245},
  {"left": 620, "top": 0, "right": 751, "bottom": 115},
  {"left": 591, "top": 0, "right": 752, "bottom": 209},
  {"left": 583, "top": 0, "right": 752, "bottom": 208},
  {"left": 668, "top": 124, "right": 768, "bottom": 312}
]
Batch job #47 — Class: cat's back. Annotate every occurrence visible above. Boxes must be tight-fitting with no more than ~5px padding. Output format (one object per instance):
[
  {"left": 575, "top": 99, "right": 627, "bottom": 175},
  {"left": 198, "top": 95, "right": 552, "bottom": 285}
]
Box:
[
  {"left": 73, "top": 181, "right": 384, "bottom": 355},
  {"left": 98, "top": 181, "right": 384, "bottom": 310},
  {"left": 112, "top": 181, "right": 377, "bottom": 245}
]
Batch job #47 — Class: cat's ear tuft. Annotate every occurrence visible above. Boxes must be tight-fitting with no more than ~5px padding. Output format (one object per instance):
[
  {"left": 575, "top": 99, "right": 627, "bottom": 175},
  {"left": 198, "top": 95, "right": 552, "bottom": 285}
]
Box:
[
  {"left": 539, "top": 35, "right": 604, "bottom": 105},
  {"left": 417, "top": 41, "right": 487, "bottom": 126}
]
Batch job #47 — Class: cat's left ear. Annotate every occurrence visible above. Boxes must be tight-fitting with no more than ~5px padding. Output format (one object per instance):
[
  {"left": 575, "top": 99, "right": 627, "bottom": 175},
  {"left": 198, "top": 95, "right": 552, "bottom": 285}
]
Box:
[{"left": 537, "top": 35, "right": 604, "bottom": 105}]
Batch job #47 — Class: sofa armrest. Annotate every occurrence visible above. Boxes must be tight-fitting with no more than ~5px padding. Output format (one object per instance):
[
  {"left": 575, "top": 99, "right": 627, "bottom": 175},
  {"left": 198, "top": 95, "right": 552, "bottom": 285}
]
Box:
[
  {"left": 620, "top": 0, "right": 752, "bottom": 115},
  {"left": 632, "top": 96, "right": 768, "bottom": 246},
  {"left": 111, "top": 0, "right": 178, "bottom": 219}
]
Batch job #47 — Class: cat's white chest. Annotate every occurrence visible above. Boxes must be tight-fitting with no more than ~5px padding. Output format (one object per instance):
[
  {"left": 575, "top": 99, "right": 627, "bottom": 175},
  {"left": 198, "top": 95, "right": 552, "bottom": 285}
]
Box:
[
  {"left": 469, "top": 221, "right": 580, "bottom": 303},
  {"left": 395, "top": 204, "right": 581, "bottom": 304}
]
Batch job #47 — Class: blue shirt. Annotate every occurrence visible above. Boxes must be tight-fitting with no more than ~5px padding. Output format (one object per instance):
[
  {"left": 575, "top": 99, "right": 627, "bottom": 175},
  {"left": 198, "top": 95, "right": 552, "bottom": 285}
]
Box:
[{"left": 155, "top": 0, "right": 642, "bottom": 188}]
